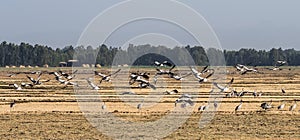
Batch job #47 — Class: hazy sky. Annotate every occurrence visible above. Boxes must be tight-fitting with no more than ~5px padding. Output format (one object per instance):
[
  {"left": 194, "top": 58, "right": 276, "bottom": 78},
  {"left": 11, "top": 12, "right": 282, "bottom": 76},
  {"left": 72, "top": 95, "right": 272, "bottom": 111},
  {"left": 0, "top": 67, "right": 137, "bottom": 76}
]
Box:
[{"left": 0, "top": 0, "right": 299, "bottom": 50}]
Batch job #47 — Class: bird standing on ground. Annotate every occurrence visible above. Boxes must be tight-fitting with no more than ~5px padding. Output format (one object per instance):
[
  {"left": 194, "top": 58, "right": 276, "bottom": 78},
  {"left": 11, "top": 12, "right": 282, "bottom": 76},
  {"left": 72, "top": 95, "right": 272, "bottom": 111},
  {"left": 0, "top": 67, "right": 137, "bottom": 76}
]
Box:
[
  {"left": 9, "top": 84, "right": 22, "bottom": 90},
  {"left": 120, "top": 91, "right": 136, "bottom": 95},
  {"left": 198, "top": 104, "right": 207, "bottom": 111},
  {"left": 261, "top": 100, "right": 273, "bottom": 110},
  {"left": 137, "top": 100, "right": 144, "bottom": 110},
  {"left": 101, "top": 102, "right": 106, "bottom": 110},
  {"left": 281, "top": 88, "right": 286, "bottom": 94},
  {"left": 289, "top": 101, "right": 297, "bottom": 112},
  {"left": 10, "top": 100, "right": 15, "bottom": 108},
  {"left": 237, "top": 88, "right": 248, "bottom": 97},
  {"left": 252, "top": 90, "right": 257, "bottom": 97},
  {"left": 278, "top": 101, "right": 285, "bottom": 110},
  {"left": 213, "top": 99, "right": 218, "bottom": 109},
  {"left": 235, "top": 100, "right": 243, "bottom": 111},
  {"left": 165, "top": 89, "right": 179, "bottom": 95}
]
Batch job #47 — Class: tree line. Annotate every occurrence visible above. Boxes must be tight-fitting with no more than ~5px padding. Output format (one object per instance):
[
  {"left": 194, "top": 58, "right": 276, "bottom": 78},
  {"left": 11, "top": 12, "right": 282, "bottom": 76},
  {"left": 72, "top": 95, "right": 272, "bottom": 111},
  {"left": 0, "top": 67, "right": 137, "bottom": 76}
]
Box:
[{"left": 0, "top": 41, "right": 299, "bottom": 67}]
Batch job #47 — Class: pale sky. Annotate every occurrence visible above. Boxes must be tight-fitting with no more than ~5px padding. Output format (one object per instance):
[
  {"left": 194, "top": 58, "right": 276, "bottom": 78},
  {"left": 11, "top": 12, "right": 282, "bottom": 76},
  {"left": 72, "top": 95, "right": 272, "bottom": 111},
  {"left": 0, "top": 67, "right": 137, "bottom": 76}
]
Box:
[{"left": 0, "top": 0, "right": 299, "bottom": 50}]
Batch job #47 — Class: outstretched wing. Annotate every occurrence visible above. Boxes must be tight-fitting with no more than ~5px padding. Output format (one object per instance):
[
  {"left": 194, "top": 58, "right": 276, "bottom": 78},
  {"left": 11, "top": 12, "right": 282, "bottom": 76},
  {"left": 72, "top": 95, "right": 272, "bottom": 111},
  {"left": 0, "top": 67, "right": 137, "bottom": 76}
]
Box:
[
  {"left": 154, "top": 61, "right": 161, "bottom": 66},
  {"left": 139, "top": 73, "right": 150, "bottom": 79},
  {"left": 200, "top": 65, "right": 209, "bottom": 73},
  {"left": 241, "top": 70, "right": 248, "bottom": 75},
  {"left": 26, "top": 75, "right": 35, "bottom": 83},
  {"left": 205, "top": 70, "right": 214, "bottom": 78},
  {"left": 213, "top": 82, "right": 225, "bottom": 90},
  {"left": 190, "top": 66, "right": 199, "bottom": 75},
  {"left": 49, "top": 72, "right": 61, "bottom": 77},
  {"left": 226, "top": 78, "right": 234, "bottom": 87},
  {"left": 72, "top": 69, "right": 78, "bottom": 75},
  {"left": 163, "top": 61, "right": 173, "bottom": 67},
  {"left": 36, "top": 73, "right": 43, "bottom": 82},
  {"left": 149, "top": 84, "right": 156, "bottom": 90},
  {"left": 169, "top": 65, "right": 176, "bottom": 71},
  {"left": 181, "top": 72, "right": 192, "bottom": 78},
  {"left": 108, "top": 69, "right": 121, "bottom": 76},
  {"left": 94, "top": 71, "right": 107, "bottom": 77}
]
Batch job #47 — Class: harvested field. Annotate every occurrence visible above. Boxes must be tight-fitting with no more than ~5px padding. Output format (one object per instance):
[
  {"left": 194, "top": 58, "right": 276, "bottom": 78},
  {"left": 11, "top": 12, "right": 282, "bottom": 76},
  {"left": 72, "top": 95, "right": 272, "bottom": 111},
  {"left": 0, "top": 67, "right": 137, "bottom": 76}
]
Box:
[{"left": 0, "top": 67, "right": 299, "bottom": 139}]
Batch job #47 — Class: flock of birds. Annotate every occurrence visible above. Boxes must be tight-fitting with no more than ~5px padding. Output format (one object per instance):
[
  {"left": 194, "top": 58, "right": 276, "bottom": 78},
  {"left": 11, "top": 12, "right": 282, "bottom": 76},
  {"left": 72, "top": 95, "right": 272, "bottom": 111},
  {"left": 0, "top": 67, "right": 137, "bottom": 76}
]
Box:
[
  {"left": 4, "top": 60, "right": 299, "bottom": 114},
  {"left": 226, "top": 60, "right": 297, "bottom": 113}
]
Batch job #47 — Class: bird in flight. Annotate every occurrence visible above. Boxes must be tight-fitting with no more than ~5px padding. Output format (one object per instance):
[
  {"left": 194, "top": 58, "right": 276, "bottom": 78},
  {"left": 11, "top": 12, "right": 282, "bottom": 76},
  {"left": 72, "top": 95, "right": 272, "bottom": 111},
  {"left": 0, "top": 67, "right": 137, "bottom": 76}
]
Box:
[
  {"left": 94, "top": 69, "right": 121, "bottom": 83},
  {"left": 190, "top": 66, "right": 214, "bottom": 83},
  {"left": 86, "top": 78, "right": 100, "bottom": 90},
  {"left": 212, "top": 78, "right": 234, "bottom": 93}
]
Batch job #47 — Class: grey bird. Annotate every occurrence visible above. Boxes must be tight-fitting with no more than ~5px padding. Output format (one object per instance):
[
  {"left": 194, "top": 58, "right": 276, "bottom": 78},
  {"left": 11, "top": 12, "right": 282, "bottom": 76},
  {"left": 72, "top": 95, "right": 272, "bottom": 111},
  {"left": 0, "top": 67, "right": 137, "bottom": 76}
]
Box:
[
  {"left": 235, "top": 100, "right": 243, "bottom": 111},
  {"left": 261, "top": 100, "right": 273, "bottom": 110},
  {"left": 289, "top": 101, "right": 297, "bottom": 112},
  {"left": 213, "top": 78, "right": 234, "bottom": 93},
  {"left": 101, "top": 102, "right": 106, "bottom": 110},
  {"left": 277, "top": 101, "right": 285, "bottom": 110}
]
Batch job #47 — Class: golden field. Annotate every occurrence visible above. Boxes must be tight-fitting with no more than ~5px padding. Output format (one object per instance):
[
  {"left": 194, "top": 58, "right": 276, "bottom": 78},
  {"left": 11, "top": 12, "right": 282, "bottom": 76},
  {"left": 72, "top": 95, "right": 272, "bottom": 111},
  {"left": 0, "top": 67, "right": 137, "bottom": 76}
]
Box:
[{"left": 0, "top": 66, "right": 299, "bottom": 139}]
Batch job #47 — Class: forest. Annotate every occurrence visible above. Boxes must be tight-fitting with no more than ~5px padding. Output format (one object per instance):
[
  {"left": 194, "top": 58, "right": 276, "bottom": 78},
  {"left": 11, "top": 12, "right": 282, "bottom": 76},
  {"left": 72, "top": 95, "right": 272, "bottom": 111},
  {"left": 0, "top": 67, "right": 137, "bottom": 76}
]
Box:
[{"left": 0, "top": 41, "right": 299, "bottom": 67}]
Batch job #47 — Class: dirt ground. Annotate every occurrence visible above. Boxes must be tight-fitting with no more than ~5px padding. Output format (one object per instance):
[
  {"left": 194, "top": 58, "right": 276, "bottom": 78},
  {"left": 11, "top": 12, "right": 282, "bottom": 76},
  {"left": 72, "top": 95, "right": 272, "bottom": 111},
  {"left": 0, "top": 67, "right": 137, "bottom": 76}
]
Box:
[{"left": 0, "top": 66, "right": 299, "bottom": 139}]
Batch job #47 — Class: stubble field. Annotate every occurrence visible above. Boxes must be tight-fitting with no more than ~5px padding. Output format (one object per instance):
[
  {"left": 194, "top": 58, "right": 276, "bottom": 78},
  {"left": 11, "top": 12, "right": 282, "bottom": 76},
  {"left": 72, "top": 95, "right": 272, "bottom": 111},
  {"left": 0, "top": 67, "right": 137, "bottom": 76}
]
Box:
[{"left": 0, "top": 66, "right": 299, "bottom": 139}]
